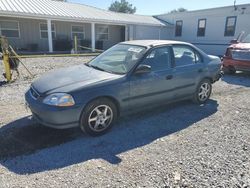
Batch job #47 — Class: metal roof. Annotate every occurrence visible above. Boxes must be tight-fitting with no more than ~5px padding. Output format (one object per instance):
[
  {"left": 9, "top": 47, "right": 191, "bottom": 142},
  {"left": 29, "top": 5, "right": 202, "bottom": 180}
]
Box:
[{"left": 0, "top": 0, "right": 166, "bottom": 26}]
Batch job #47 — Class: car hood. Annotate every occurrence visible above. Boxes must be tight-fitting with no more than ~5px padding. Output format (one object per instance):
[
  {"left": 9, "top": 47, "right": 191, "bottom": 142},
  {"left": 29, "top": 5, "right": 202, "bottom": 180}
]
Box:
[
  {"left": 32, "top": 64, "right": 121, "bottom": 94},
  {"left": 230, "top": 43, "right": 250, "bottom": 50}
]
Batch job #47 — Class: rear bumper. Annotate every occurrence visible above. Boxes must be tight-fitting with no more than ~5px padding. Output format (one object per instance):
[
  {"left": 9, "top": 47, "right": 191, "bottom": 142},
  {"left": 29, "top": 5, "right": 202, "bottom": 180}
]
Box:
[
  {"left": 25, "top": 90, "right": 83, "bottom": 129},
  {"left": 223, "top": 58, "right": 250, "bottom": 70},
  {"left": 212, "top": 71, "right": 223, "bottom": 83},
  {"left": 223, "top": 64, "right": 250, "bottom": 72},
  {"left": 231, "top": 66, "right": 250, "bottom": 72}
]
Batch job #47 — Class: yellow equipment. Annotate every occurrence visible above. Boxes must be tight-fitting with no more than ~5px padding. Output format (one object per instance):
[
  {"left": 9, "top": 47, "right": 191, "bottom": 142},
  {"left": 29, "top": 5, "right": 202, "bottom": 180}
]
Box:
[
  {"left": 1, "top": 36, "right": 33, "bottom": 82},
  {"left": 0, "top": 35, "right": 99, "bottom": 83},
  {"left": 0, "top": 36, "right": 21, "bottom": 82},
  {"left": 1, "top": 36, "right": 12, "bottom": 82}
]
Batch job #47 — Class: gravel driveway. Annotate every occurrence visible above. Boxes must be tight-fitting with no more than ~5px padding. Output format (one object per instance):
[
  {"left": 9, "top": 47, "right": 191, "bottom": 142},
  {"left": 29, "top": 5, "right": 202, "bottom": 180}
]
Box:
[{"left": 0, "top": 57, "right": 249, "bottom": 187}]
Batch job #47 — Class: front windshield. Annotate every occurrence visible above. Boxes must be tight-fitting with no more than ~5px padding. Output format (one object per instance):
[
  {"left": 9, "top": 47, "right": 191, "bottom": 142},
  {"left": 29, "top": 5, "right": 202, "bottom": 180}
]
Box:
[
  {"left": 242, "top": 34, "right": 250, "bottom": 43},
  {"left": 88, "top": 44, "right": 147, "bottom": 74}
]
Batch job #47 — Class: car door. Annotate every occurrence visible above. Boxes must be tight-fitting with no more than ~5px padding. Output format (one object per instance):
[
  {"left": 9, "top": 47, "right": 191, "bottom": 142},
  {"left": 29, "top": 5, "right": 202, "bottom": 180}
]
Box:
[
  {"left": 171, "top": 44, "right": 206, "bottom": 98},
  {"left": 128, "top": 46, "right": 175, "bottom": 108}
]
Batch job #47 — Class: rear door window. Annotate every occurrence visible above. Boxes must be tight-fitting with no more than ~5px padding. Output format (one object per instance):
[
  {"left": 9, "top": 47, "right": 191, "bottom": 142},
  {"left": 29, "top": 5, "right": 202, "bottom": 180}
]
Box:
[{"left": 172, "top": 45, "right": 202, "bottom": 67}]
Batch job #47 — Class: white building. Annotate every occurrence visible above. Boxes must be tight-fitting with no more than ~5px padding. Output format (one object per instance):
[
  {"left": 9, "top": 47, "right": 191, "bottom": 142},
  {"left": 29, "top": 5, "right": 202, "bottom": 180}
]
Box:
[
  {"left": 0, "top": 0, "right": 170, "bottom": 53},
  {"left": 156, "top": 3, "right": 250, "bottom": 56},
  {"left": 0, "top": 0, "right": 249, "bottom": 56}
]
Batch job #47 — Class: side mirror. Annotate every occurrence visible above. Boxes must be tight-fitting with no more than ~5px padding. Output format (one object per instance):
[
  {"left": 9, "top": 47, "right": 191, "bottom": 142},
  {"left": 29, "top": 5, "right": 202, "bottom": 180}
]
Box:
[
  {"left": 230, "top": 39, "right": 238, "bottom": 44},
  {"left": 134, "top": 64, "right": 151, "bottom": 75}
]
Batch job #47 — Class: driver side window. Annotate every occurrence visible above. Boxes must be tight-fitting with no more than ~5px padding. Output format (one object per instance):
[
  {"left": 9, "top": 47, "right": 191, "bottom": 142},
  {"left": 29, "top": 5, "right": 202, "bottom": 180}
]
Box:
[{"left": 142, "top": 46, "right": 171, "bottom": 71}]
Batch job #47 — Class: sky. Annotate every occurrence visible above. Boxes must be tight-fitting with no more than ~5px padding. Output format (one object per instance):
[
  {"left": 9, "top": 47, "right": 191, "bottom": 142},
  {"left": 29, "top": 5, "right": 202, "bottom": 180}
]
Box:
[{"left": 68, "top": 0, "right": 250, "bottom": 15}]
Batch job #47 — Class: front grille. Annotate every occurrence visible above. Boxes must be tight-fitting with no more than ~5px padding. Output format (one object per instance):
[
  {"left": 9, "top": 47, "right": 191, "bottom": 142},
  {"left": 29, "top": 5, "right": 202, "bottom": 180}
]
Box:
[{"left": 30, "top": 87, "right": 40, "bottom": 100}]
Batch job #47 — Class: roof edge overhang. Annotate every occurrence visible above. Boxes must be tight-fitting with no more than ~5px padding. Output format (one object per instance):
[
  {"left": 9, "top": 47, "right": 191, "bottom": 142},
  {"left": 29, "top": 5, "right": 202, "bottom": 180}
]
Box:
[
  {"left": 156, "top": 3, "right": 250, "bottom": 17},
  {"left": 153, "top": 16, "right": 174, "bottom": 26},
  {"left": 0, "top": 11, "right": 169, "bottom": 27}
]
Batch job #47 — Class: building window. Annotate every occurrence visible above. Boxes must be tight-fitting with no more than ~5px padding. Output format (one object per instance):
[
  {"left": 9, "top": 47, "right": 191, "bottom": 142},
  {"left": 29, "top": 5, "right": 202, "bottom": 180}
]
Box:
[
  {"left": 71, "top": 25, "right": 85, "bottom": 40},
  {"left": 0, "top": 20, "right": 20, "bottom": 38},
  {"left": 197, "top": 19, "right": 206, "bottom": 37},
  {"left": 175, "top": 20, "right": 183, "bottom": 37},
  {"left": 224, "top": 16, "right": 237, "bottom": 36},
  {"left": 40, "top": 23, "right": 56, "bottom": 39},
  {"left": 97, "top": 26, "right": 109, "bottom": 40}
]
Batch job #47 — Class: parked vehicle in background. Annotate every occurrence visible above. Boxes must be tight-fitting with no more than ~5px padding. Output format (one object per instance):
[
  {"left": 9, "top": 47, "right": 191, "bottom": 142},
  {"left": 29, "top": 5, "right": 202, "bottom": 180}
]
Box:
[
  {"left": 223, "top": 32, "right": 250, "bottom": 74},
  {"left": 25, "top": 40, "right": 222, "bottom": 136}
]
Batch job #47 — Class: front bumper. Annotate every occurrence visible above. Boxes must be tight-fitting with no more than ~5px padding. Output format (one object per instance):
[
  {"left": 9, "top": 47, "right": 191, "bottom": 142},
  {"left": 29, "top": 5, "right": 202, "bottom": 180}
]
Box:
[
  {"left": 31, "top": 112, "right": 79, "bottom": 129},
  {"left": 25, "top": 90, "right": 83, "bottom": 129}
]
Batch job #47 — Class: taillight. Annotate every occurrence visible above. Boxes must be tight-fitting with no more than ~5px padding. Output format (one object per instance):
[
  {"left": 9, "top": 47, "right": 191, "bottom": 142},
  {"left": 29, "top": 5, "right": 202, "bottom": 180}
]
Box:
[{"left": 225, "top": 48, "right": 232, "bottom": 57}]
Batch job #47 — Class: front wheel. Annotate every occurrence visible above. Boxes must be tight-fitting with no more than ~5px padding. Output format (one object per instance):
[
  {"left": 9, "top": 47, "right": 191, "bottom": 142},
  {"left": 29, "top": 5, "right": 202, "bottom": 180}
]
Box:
[
  {"left": 193, "top": 79, "right": 212, "bottom": 104},
  {"left": 80, "top": 98, "right": 117, "bottom": 136}
]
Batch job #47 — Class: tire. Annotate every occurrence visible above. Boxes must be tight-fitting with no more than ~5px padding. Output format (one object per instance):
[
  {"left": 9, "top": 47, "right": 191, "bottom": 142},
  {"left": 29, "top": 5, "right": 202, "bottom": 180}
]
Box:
[
  {"left": 80, "top": 98, "right": 117, "bottom": 136},
  {"left": 193, "top": 79, "right": 212, "bottom": 104},
  {"left": 228, "top": 66, "right": 236, "bottom": 74},
  {"left": 223, "top": 66, "right": 236, "bottom": 74}
]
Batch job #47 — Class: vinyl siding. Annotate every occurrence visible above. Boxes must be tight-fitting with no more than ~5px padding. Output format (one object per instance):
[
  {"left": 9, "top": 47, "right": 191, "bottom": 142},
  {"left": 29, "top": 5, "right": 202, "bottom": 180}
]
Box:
[
  {"left": 134, "top": 25, "right": 173, "bottom": 40},
  {"left": 156, "top": 4, "right": 250, "bottom": 55},
  {"left": 0, "top": 17, "right": 125, "bottom": 51}
]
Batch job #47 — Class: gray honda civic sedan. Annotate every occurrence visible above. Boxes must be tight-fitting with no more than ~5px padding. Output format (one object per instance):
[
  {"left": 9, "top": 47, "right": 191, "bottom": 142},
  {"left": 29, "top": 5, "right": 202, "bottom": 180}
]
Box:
[{"left": 25, "top": 40, "right": 222, "bottom": 136}]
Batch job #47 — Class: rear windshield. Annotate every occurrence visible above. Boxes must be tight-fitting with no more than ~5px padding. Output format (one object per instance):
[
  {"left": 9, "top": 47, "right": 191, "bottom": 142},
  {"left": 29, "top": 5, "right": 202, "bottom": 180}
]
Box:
[
  {"left": 242, "top": 34, "right": 250, "bottom": 43},
  {"left": 232, "top": 49, "right": 250, "bottom": 61}
]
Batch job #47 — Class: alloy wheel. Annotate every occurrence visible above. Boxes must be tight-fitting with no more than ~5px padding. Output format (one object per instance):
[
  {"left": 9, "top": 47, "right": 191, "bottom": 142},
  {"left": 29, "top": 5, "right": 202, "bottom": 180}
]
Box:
[
  {"left": 88, "top": 105, "right": 113, "bottom": 132},
  {"left": 198, "top": 83, "right": 211, "bottom": 101}
]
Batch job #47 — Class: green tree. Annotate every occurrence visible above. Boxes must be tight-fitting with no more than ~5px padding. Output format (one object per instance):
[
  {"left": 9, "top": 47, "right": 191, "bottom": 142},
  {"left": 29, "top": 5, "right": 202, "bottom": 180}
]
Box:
[
  {"left": 109, "top": 0, "right": 136, "bottom": 14},
  {"left": 169, "top": 7, "right": 187, "bottom": 13}
]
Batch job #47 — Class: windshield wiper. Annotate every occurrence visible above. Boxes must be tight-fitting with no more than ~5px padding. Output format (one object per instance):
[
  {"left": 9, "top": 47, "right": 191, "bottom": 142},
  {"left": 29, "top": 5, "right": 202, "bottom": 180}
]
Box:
[
  {"left": 85, "top": 63, "right": 124, "bottom": 75},
  {"left": 92, "top": 65, "right": 106, "bottom": 72},
  {"left": 85, "top": 64, "right": 107, "bottom": 72}
]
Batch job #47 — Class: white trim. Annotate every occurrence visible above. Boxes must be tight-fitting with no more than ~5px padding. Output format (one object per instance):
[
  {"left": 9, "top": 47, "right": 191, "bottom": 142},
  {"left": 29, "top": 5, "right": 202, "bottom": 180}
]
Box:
[
  {"left": 125, "top": 25, "right": 128, "bottom": 41},
  {"left": 96, "top": 25, "right": 109, "bottom": 41},
  {"left": 0, "top": 13, "right": 167, "bottom": 27},
  {"left": 158, "top": 27, "right": 161, "bottom": 40},
  {"left": 39, "top": 22, "right": 56, "bottom": 39},
  {"left": 157, "top": 3, "right": 250, "bottom": 16},
  {"left": 47, "top": 19, "right": 53, "bottom": 53},
  {"left": 128, "top": 25, "right": 134, "bottom": 41},
  {"left": 91, "top": 23, "right": 95, "bottom": 52},
  {"left": 71, "top": 24, "right": 85, "bottom": 40},
  {"left": 0, "top": 20, "right": 20, "bottom": 38}
]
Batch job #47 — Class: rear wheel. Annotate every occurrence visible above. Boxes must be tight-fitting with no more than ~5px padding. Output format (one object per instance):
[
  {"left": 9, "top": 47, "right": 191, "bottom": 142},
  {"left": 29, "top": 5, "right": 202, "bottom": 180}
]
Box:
[
  {"left": 228, "top": 66, "right": 236, "bottom": 74},
  {"left": 80, "top": 98, "right": 117, "bottom": 136},
  {"left": 193, "top": 79, "right": 212, "bottom": 104}
]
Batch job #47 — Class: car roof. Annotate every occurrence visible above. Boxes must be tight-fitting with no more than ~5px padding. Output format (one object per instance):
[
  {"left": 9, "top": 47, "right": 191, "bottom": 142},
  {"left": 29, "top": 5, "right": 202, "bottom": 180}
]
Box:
[
  {"left": 120, "top": 40, "right": 191, "bottom": 47},
  {"left": 230, "top": 42, "right": 250, "bottom": 49}
]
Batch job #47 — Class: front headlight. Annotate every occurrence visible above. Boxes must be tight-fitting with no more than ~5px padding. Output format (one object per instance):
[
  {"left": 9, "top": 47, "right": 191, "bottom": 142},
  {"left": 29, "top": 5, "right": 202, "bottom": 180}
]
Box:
[{"left": 43, "top": 93, "right": 75, "bottom": 107}]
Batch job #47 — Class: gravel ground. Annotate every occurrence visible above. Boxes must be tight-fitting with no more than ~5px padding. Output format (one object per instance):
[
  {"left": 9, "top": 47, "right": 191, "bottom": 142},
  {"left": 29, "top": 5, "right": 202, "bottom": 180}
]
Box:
[{"left": 0, "top": 57, "right": 249, "bottom": 187}]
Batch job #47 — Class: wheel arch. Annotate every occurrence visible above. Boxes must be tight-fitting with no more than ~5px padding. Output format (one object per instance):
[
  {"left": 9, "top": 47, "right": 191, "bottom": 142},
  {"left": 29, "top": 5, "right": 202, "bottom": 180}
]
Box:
[
  {"left": 202, "top": 77, "right": 213, "bottom": 83},
  {"left": 83, "top": 95, "right": 121, "bottom": 117}
]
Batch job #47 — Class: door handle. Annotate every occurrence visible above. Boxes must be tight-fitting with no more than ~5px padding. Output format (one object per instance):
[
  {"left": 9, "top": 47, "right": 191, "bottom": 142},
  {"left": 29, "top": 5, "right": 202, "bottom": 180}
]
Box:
[{"left": 166, "top": 75, "right": 173, "bottom": 80}]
